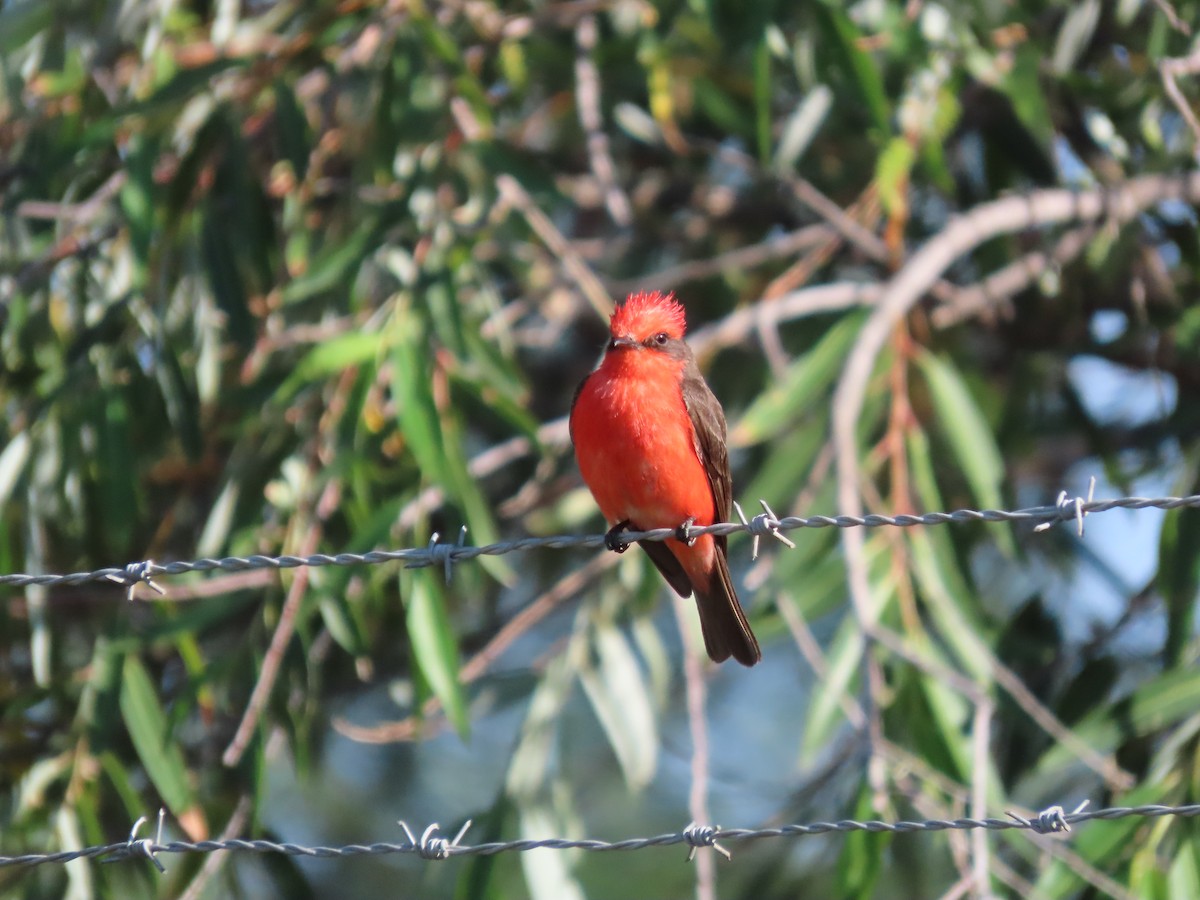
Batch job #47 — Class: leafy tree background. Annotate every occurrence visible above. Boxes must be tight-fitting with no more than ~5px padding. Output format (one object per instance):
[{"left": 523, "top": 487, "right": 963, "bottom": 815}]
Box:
[{"left": 3, "top": 0, "right": 1200, "bottom": 897}]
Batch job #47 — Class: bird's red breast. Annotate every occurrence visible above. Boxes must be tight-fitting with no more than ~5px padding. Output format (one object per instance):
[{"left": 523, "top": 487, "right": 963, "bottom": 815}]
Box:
[
  {"left": 570, "top": 293, "right": 718, "bottom": 581},
  {"left": 570, "top": 291, "right": 761, "bottom": 665}
]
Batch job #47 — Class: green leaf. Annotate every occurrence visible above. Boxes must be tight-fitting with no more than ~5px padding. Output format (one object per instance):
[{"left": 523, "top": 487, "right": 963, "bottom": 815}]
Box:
[
  {"left": 119, "top": 655, "right": 195, "bottom": 815},
  {"left": 281, "top": 220, "right": 377, "bottom": 305},
  {"left": 816, "top": 3, "right": 890, "bottom": 135},
  {"left": 403, "top": 568, "right": 468, "bottom": 737},
  {"left": 914, "top": 349, "right": 1014, "bottom": 555},
  {"left": 1033, "top": 667, "right": 1200, "bottom": 780},
  {"left": 391, "top": 308, "right": 511, "bottom": 581},
  {"left": 577, "top": 622, "right": 657, "bottom": 789},
  {"left": 835, "top": 781, "right": 887, "bottom": 896},
  {"left": 907, "top": 426, "right": 991, "bottom": 681},
  {"left": 277, "top": 331, "right": 382, "bottom": 401},
  {"left": 0, "top": 429, "right": 31, "bottom": 508},
  {"left": 0, "top": 0, "right": 56, "bottom": 54},
  {"left": 1158, "top": 465, "right": 1200, "bottom": 666},
  {"left": 734, "top": 313, "right": 864, "bottom": 445},
  {"left": 754, "top": 31, "right": 772, "bottom": 165},
  {"left": 876, "top": 136, "right": 915, "bottom": 216},
  {"left": 802, "top": 611, "right": 865, "bottom": 762}
]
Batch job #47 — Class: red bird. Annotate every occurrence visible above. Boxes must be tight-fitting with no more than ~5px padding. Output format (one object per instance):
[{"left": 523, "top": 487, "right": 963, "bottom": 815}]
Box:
[{"left": 569, "top": 291, "right": 761, "bottom": 666}]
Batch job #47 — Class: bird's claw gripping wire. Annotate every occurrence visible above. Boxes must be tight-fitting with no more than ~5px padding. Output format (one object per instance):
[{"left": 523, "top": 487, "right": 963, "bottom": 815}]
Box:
[
  {"left": 675, "top": 517, "right": 697, "bottom": 546},
  {"left": 604, "top": 520, "right": 633, "bottom": 553}
]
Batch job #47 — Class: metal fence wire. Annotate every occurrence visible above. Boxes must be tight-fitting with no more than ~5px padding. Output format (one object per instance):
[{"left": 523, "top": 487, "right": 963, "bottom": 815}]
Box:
[
  {"left": 2, "top": 488, "right": 1196, "bottom": 595},
  {"left": 3, "top": 488, "right": 1199, "bottom": 874},
  {"left": 3, "top": 803, "right": 1200, "bottom": 871}
]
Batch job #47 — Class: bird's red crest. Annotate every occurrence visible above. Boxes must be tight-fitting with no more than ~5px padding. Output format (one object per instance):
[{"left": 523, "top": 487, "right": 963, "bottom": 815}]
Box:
[{"left": 609, "top": 291, "right": 687, "bottom": 341}]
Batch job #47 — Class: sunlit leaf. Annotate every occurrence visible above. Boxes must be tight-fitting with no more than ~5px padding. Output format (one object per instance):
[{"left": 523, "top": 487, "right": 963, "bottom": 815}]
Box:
[
  {"left": 914, "top": 349, "right": 1015, "bottom": 556},
  {"left": 118, "top": 655, "right": 196, "bottom": 818},
  {"left": 403, "top": 568, "right": 468, "bottom": 737},
  {"left": 577, "top": 622, "right": 657, "bottom": 789}
]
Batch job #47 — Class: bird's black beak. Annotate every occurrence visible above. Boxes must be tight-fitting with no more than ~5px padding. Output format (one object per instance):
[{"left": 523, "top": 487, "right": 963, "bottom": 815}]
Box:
[{"left": 607, "top": 336, "right": 637, "bottom": 351}]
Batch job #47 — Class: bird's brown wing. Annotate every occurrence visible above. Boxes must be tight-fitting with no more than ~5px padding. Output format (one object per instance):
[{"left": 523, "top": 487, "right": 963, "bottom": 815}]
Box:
[
  {"left": 680, "top": 352, "right": 761, "bottom": 666},
  {"left": 679, "top": 357, "right": 732, "bottom": 532}
]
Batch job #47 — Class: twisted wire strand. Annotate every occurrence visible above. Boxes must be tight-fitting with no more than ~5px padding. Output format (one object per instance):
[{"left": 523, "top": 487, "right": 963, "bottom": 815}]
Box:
[
  {"left": 3, "top": 804, "right": 1198, "bottom": 869},
  {"left": 1, "top": 493, "right": 1196, "bottom": 591}
]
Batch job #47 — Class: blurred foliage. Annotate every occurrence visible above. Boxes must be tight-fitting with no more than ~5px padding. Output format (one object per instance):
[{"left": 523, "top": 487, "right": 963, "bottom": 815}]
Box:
[{"left": 2, "top": 0, "right": 1200, "bottom": 897}]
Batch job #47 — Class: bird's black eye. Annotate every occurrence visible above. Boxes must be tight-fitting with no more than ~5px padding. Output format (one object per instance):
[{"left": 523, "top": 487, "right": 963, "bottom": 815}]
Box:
[{"left": 653, "top": 332, "right": 669, "bottom": 345}]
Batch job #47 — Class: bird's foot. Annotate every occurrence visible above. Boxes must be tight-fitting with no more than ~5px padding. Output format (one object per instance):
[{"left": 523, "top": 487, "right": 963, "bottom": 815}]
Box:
[
  {"left": 675, "top": 517, "right": 697, "bottom": 546},
  {"left": 604, "top": 520, "right": 633, "bottom": 553}
]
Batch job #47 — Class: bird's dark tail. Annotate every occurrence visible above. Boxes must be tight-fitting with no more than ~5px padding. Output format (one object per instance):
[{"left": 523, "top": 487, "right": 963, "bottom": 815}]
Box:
[{"left": 694, "top": 549, "right": 761, "bottom": 666}]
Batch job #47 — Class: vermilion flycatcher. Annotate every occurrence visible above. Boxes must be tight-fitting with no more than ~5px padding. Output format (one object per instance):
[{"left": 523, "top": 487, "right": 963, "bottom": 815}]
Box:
[{"left": 569, "top": 291, "right": 761, "bottom": 666}]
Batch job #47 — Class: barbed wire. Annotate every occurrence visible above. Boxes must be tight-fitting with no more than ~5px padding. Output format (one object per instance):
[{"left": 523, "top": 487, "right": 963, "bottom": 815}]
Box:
[
  {"left": 2, "top": 802, "right": 1197, "bottom": 871},
  {"left": 1, "top": 490, "right": 1198, "bottom": 595}
]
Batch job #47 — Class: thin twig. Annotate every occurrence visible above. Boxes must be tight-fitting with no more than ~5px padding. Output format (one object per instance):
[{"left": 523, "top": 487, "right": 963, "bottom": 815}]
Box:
[
  {"left": 932, "top": 226, "right": 1097, "bottom": 328},
  {"left": 607, "top": 225, "right": 833, "bottom": 297},
  {"left": 575, "top": 15, "right": 632, "bottom": 226},
  {"left": 222, "top": 477, "right": 339, "bottom": 767},
  {"left": 177, "top": 794, "right": 253, "bottom": 900},
  {"left": 829, "top": 171, "right": 1200, "bottom": 801},
  {"left": 1161, "top": 52, "right": 1200, "bottom": 149},
  {"left": 673, "top": 595, "right": 716, "bottom": 899},
  {"left": 494, "top": 173, "right": 613, "bottom": 320}
]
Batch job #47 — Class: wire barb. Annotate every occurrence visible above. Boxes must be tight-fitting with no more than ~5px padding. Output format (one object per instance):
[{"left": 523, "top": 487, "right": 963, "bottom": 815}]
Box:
[
  {"left": 5, "top": 490, "right": 1200, "bottom": 591},
  {"left": 414, "top": 527, "right": 469, "bottom": 584},
  {"left": 1034, "top": 477, "right": 1096, "bottom": 536},
  {"left": 1007, "top": 800, "right": 1090, "bottom": 835},
  {"left": 103, "top": 809, "right": 166, "bottom": 872},
  {"left": 398, "top": 820, "right": 471, "bottom": 860},
  {"left": 683, "top": 822, "right": 731, "bottom": 861},
  {"left": 7, "top": 803, "right": 1200, "bottom": 869},
  {"left": 106, "top": 560, "right": 165, "bottom": 601},
  {"left": 734, "top": 499, "right": 797, "bottom": 560}
]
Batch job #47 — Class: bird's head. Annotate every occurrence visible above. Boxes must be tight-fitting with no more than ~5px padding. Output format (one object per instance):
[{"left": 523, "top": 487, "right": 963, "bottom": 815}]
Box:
[{"left": 607, "top": 291, "right": 687, "bottom": 352}]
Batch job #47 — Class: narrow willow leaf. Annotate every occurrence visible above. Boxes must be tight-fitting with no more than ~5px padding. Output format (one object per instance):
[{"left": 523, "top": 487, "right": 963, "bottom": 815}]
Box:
[
  {"left": 801, "top": 615, "right": 864, "bottom": 762},
  {"left": 914, "top": 349, "right": 1015, "bottom": 555},
  {"left": 577, "top": 623, "right": 657, "bottom": 789},
  {"left": 1033, "top": 667, "right": 1200, "bottom": 778},
  {"left": 282, "top": 220, "right": 377, "bottom": 304},
  {"left": 507, "top": 643, "right": 580, "bottom": 801},
  {"left": 391, "top": 313, "right": 448, "bottom": 484},
  {"left": 519, "top": 804, "right": 587, "bottom": 900},
  {"left": 56, "top": 804, "right": 93, "bottom": 900},
  {"left": 392, "top": 310, "right": 511, "bottom": 581},
  {"left": 816, "top": 3, "right": 891, "bottom": 134},
  {"left": 403, "top": 568, "right": 469, "bottom": 737},
  {"left": 119, "top": 655, "right": 195, "bottom": 815},
  {"left": 876, "top": 136, "right": 916, "bottom": 217},
  {"left": 775, "top": 85, "right": 832, "bottom": 172},
  {"left": 0, "top": 430, "right": 31, "bottom": 507},
  {"left": 802, "top": 536, "right": 893, "bottom": 761},
  {"left": 1158, "top": 467, "right": 1200, "bottom": 666},
  {"left": 277, "top": 331, "right": 381, "bottom": 401},
  {"left": 835, "top": 782, "right": 887, "bottom": 897},
  {"left": 734, "top": 313, "right": 864, "bottom": 445}
]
